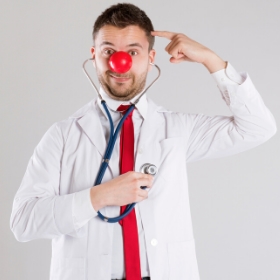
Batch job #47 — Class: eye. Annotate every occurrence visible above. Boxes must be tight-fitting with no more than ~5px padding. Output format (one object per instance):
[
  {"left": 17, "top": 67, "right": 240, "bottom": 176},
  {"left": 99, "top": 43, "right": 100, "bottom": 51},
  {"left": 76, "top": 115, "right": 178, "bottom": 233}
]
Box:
[
  {"left": 129, "top": 50, "right": 138, "bottom": 56},
  {"left": 103, "top": 49, "right": 115, "bottom": 56}
]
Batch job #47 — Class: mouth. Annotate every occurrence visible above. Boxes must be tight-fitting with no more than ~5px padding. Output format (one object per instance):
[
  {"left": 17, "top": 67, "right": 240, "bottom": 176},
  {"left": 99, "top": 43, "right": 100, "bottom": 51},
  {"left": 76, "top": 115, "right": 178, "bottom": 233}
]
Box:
[{"left": 109, "top": 73, "right": 131, "bottom": 83}]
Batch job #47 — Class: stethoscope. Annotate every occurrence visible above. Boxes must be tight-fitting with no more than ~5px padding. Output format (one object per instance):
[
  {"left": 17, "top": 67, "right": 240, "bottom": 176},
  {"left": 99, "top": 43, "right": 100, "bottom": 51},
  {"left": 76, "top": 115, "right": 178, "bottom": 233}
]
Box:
[{"left": 82, "top": 51, "right": 161, "bottom": 223}]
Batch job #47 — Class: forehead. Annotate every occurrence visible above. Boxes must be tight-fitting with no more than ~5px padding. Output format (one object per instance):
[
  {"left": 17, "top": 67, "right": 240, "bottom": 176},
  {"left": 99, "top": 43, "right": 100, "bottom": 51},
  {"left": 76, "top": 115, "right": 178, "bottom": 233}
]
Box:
[{"left": 95, "top": 25, "right": 149, "bottom": 49}]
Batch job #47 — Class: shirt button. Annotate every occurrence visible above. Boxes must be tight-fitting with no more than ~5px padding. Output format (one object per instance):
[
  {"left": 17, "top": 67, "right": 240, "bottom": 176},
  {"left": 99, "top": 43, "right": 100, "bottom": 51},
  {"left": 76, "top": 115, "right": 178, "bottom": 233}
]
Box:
[
  {"left": 151, "top": 239, "right": 158, "bottom": 246},
  {"left": 138, "top": 148, "right": 144, "bottom": 154}
]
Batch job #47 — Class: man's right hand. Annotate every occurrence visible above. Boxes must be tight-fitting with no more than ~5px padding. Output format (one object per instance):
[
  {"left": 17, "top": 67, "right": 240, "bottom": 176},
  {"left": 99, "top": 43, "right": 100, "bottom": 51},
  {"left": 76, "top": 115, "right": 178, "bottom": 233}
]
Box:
[{"left": 90, "top": 171, "right": 154, "bottom": 212}]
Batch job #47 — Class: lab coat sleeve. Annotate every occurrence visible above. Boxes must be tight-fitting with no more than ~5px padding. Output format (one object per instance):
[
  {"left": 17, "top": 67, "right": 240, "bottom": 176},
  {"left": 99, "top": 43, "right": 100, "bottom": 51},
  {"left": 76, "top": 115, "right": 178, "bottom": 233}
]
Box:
[
  {"left": 185, "top": 70, "right": 277, "bottom": 163},
  {"left": 10, "top": 122, "right": 96, "bottom": 242}
]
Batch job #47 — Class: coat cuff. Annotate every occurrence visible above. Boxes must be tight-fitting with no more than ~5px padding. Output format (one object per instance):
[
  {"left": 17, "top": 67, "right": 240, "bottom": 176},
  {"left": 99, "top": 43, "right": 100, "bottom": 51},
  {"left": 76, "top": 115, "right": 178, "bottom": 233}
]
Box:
[
  {"left": 73, "top": 188, "right": 98, "bottom": 230},
  {"left": 211, "top": 62, "right": 246, "bottom": 105}
]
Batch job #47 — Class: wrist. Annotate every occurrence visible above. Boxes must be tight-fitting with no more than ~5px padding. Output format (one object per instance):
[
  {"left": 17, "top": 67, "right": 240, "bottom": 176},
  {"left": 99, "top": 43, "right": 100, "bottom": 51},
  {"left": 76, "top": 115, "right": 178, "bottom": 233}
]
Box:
[
  {"left": 90, "top": 186, "right": 106, "bottom": 212},
  {"left": 202, "top": 51, "right": 226, "bottom": 73}
]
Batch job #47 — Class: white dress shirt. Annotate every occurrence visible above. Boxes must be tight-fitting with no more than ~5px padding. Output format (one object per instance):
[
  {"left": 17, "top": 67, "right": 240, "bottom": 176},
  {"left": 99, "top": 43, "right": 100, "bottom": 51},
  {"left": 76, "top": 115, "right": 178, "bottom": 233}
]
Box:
[{"left": 72, "top": 62, "right": 244, "bottom": 279}]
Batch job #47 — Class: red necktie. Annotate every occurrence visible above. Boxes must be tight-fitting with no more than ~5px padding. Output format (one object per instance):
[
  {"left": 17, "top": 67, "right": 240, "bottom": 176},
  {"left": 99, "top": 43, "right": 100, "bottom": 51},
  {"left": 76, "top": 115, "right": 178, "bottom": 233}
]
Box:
[{"left": 117, "top": 105, "right": 141, "bottom": 280}]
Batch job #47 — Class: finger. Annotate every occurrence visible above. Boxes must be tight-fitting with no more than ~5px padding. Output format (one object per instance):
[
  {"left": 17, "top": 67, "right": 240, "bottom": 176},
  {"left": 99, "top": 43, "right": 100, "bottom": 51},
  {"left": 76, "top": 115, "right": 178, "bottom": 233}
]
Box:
[
  {"left": 138, "top": 189, "right": 149, "bottom": 199},
  {"left": 169, "top": 53, "right": 185, "bottom": 60},
  {"left": 170, "top": 55, "right": 194, "bottom": 63},
  {"left": 165, "top": 39, "right": 176, "bottom": 53},
  {"left": 151, "top": 30, "right": 178, "bottom": 40},
  {"left": 164, "top": 35, "right": 181, "bottom": 52},
  {"left": 165, "top": 38, "right": 183, "bottom": 57},
  {"left": 126, "top": 172, "right": 153, "bottom": 188},
  {"left": 128, "top": 171, "right": 153, "bottom": 183},
  {"left": 170, "top": 57, "right": 185, "bottom": 63},
  {"left": 131, "top": 171, "right": 154, "bottom": 180},
  {"left": 136, "top": 177, "right": 153, "bottom": 188},
  {"left": 130, "top": 188, "right": 148, "bottom": 203},
  {"left": 169, "top": 48, "right": 184, "bottom": 60}
]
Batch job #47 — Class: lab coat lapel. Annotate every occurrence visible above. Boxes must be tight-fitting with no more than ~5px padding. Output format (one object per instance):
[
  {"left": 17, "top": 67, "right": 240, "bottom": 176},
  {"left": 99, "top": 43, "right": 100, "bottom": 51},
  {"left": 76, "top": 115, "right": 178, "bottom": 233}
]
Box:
[
  {"left": 136, "top": 98, "right": 164, "bottom": 155},
  {"left": 77, "top": 100, "right": 106, "bottom": 158},
  {"left": 135, "top": 98, "right": 166, "bottom": 195}
]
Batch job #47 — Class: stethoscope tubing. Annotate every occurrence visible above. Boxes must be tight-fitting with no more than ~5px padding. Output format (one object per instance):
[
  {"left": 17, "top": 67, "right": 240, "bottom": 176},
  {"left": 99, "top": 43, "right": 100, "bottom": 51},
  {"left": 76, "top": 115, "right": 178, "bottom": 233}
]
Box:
[
  {"left": 94, "top": 102, "right": 137, "bottom": 223},
  {"left": 94, "top": 102, "right": 134, "bottom": 186}
]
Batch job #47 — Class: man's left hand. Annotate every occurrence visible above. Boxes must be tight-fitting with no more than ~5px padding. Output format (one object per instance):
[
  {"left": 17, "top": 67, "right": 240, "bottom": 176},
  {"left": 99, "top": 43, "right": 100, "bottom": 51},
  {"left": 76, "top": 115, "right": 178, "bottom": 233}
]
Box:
[{"left": 151, "top": 31, "right": 226, "bottom": 73}]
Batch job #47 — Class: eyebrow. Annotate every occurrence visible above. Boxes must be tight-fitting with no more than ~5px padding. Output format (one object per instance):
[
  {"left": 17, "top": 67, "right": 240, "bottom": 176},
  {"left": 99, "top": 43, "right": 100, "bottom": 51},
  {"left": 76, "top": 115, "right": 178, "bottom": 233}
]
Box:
[
  {"left": 100, "top": 41, "right": 143, "bottom": 49},
  {"left": 100, "top": 41, "right": 114, "bottom": 47}
]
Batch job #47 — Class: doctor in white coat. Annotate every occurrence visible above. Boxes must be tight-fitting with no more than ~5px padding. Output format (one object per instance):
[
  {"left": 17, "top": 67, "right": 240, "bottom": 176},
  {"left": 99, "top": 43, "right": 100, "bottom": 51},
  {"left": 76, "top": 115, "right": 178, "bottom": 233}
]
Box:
[{"left": 10, "top": 3, "right": 277, "bottom": 280}]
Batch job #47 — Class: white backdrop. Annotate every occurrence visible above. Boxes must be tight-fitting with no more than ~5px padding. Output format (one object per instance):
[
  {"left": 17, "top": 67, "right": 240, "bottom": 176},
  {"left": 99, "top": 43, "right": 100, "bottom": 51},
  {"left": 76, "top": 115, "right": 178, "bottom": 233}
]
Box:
[{"left": 1, "top": 0, "right": 279, "bottom": 279}]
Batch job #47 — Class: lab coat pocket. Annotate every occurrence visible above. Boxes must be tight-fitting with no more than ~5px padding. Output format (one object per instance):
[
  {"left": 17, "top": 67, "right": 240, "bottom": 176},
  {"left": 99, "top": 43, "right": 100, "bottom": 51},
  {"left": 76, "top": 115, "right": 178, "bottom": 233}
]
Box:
[
  {"left": 159, "top": 137, "right": 186, "bottom": 182},
  {"left": 50, "top": 257, "right": 85, "bottom": 280},
  {"left": 167, "top": 239, "right": 200, "bottom": 280}
]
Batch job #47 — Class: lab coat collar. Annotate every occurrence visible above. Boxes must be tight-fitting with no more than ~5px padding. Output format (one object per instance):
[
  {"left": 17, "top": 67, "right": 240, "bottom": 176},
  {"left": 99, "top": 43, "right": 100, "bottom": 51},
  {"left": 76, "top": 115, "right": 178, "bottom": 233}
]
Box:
[
  {"left": 98, "top": 87, "right": 148, "bottom": 119},
  {"left": 73, "top": 97, "right": 165, "bottom": 158}
]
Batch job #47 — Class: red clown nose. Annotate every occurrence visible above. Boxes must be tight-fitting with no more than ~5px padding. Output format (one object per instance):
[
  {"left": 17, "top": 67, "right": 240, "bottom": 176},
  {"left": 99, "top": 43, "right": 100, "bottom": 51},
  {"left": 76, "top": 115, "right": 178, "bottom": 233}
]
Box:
[{"left": 108, "top": 51, "right": 132, "bottom": 73}]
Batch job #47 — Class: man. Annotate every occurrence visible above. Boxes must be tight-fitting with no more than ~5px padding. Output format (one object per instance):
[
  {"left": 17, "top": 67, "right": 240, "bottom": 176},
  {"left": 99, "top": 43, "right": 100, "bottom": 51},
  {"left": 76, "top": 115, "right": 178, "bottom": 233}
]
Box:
[{"left": 10, "top": 3, "right": 276, "bottom": 280}]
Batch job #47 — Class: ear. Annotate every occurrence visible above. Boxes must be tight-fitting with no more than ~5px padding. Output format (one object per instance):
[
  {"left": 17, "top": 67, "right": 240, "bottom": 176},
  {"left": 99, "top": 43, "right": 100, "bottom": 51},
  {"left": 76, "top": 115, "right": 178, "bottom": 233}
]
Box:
[
  {"left": 90, "top": 47, "right": 96, "bottom": 68},
  {"left": 90, "top": 46, "right": 96, "bottom": 59},
  {"left": 148, "top": 49, "right": 156, "bottom": 71}
]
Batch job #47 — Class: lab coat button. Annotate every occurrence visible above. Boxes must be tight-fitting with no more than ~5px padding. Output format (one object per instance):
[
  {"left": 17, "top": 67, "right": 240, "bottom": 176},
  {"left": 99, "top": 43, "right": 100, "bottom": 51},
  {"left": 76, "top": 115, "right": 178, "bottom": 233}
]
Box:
[{"left": 151, "top": 239, "right": 158, "bottom": 246}]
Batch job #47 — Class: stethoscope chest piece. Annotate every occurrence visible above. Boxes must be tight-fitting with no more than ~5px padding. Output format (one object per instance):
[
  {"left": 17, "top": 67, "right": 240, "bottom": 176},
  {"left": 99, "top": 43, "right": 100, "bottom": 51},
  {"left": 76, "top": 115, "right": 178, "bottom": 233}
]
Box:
[{"left": 141, "top": 163, "right": 158, "bottom": 176}]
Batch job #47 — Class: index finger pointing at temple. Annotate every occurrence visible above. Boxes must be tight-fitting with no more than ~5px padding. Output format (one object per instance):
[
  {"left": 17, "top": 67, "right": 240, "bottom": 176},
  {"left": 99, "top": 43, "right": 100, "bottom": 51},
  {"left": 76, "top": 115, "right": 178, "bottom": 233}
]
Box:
[{"left": 151, "top": 31, "right": 178, "bottom": 40}]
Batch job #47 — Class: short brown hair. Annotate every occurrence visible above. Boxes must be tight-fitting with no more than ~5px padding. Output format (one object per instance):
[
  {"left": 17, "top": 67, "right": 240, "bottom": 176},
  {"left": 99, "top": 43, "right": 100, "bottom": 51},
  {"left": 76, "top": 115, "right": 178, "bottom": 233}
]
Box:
[{"left": 93, "top": 3, "right": 155, "bottom": 50}]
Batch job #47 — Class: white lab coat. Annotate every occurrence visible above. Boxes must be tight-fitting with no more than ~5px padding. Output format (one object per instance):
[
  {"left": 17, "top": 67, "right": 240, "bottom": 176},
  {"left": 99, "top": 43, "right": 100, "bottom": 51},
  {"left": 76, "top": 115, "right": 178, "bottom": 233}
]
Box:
[{"left": 11, "top": 73, "right": 276, "bottom": 280}]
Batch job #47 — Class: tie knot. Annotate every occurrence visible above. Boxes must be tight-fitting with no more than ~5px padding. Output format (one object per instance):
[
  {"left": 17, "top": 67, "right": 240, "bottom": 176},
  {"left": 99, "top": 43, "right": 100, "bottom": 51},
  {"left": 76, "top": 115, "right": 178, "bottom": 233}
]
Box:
[{"left": 117, "top": 104, "right": 134, "bottom": 116}]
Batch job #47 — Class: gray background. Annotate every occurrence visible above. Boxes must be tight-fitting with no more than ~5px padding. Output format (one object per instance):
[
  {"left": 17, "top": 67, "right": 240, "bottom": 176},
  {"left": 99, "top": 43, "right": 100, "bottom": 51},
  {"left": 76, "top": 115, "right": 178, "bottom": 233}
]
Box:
[{"left": 1, "top": 0, "right": 279, "bottom": 279}]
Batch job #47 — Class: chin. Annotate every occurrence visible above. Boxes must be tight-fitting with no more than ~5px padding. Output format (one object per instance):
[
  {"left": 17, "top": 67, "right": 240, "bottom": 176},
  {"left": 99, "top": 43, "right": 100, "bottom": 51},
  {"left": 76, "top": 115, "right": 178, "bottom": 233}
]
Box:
[
  {"left": 106, "top": 86, "right": 139, "bottom": 101},
  {"left": 109, "top": 91, "right": 137, "bottom": 101}
]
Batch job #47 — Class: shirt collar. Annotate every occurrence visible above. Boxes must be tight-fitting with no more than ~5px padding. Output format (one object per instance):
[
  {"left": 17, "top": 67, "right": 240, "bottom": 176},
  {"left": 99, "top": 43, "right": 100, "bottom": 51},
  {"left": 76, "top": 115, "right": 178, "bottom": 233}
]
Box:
[{"left": 98, "top": 87, "right": 148, "bottom": 119}]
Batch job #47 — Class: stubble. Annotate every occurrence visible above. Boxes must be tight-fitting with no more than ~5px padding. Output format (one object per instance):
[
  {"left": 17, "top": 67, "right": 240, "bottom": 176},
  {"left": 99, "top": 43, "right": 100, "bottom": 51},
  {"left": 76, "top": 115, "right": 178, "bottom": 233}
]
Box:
[{"left": 97, "top": 70, "right": 148, "bottom": 101}]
